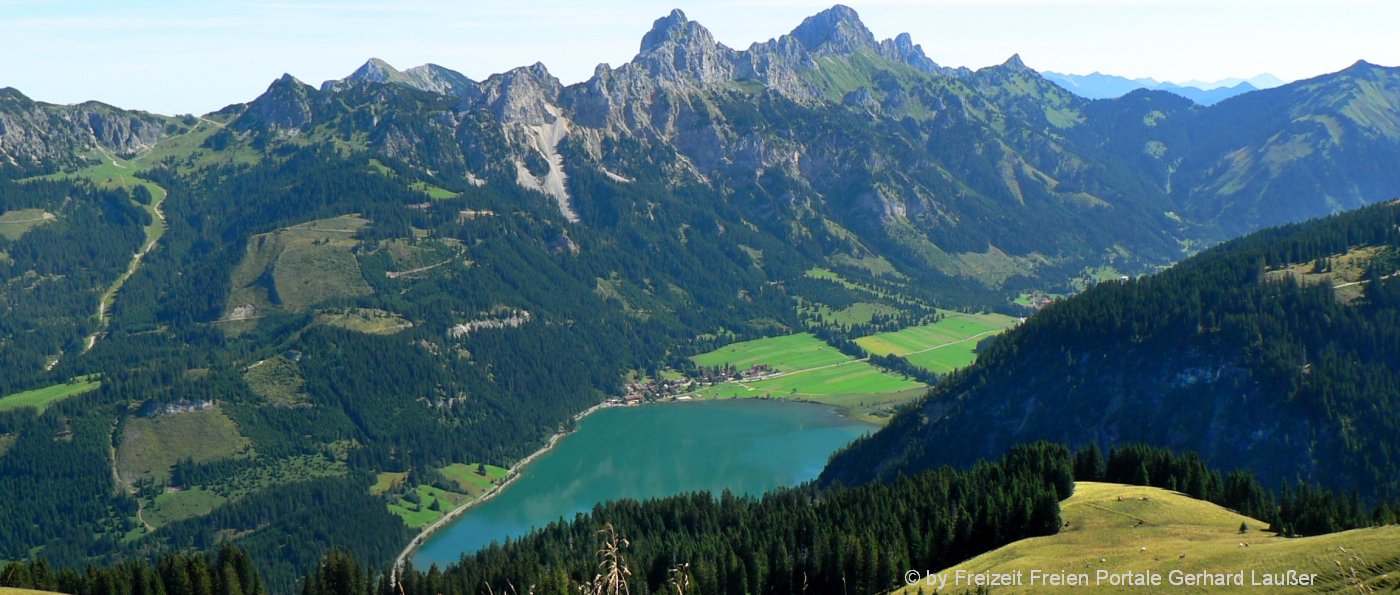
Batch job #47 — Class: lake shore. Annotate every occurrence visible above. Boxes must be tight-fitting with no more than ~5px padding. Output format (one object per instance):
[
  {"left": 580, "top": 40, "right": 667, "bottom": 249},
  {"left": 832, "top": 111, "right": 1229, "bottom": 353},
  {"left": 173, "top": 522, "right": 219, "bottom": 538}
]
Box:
[{"left": 391, "top": 400, "right": 617, "bottom": 583}]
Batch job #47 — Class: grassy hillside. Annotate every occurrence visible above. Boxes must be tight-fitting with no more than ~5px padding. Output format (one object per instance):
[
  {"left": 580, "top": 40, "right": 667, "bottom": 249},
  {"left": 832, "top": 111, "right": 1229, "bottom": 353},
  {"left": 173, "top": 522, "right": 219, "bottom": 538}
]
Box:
[
  {"left": 0, "top": 208, "right": 55, "bottom": 240},
  {"left": 225, "top": 215, "right": 373, "bottom": 319},
  {"left": 116, "top": 406, "right": 251, "bottom": 484},
  {"left": 899, "top": 482, "right": 1400, "bottom": 594}
]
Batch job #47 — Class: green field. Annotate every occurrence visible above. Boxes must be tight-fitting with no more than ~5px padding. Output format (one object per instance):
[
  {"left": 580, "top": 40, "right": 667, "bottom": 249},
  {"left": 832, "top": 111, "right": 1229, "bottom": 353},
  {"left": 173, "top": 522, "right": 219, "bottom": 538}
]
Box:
[
  {"left": 694, "top": 361, "right": 923, "bottom": 398},
  {"left": 243, "top": 356, "right": 308, "bottom": 406},
  {"left": 371, "top": 471, "right": 410, "bottom": 495},
  {"left": 0, "top": 376, "right": 101, "bottom": 413},
  {"left": 116, "top": 406, "right": 250, "bottom": 484},
  {"left": 0, "top": 209, "right": 56, "bottom": 240},
  {"left": 903, "top": 482, "right": 1400, "bottom": 594},
  {"left": 802, "top": 300, "right": 902, "bottom": 326},
  {"left": 691, "top": 333, "right": 849, "bottom": 372},
  {"left": 366, "top": 159, "right": 458, "bottom": 200},
  {"left": 688, "top": 333, "right": 926, "bottom": 423},
  {"left": 316, "top": 308, "right": 413, "bottom": 335},
  {"left": 142, "top": 488, "right": 226, "bottom": 529},
  {"left": 856, "top": 313, "right": 1018, "bottom": 375},
  {"left": 388, "top": 484, "right": 469, "bottom": 529},
  {"left": 438, "top": 462, "right": 509, "bottom": 498},
  {"left": 379, "top": 462, "right": 508, "bottom": 528},
  {"left": 410, "top": 181, "right": 459, "bottom": 200}
]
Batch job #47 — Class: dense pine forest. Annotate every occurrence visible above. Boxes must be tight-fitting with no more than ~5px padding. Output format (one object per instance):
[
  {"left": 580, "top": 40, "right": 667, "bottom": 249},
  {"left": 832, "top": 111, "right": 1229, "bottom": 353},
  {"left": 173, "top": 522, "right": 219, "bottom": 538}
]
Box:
[
  {"left": 0, "top": 179, "right": 149, "bottom": 394},
  {"left": 4, "top": 442, "right": 1393, "bottom": 595},
  {"left": 825, "top": 200, "right": 1400, "bottom": 500}
]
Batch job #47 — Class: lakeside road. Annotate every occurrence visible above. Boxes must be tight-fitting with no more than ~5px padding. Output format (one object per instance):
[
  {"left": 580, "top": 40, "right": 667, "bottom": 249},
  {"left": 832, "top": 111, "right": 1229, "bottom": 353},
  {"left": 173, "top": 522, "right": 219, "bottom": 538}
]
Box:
[{"left": 390, "top": 400, "right": 615, "bottom": 584}]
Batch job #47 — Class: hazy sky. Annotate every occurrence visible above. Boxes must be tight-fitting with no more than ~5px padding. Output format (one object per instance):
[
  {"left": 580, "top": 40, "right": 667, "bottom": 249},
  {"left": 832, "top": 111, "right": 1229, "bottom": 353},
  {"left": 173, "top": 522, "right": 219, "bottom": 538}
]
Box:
[{"left": 3, "top": 0, "right": 1397, "bottom": 115}]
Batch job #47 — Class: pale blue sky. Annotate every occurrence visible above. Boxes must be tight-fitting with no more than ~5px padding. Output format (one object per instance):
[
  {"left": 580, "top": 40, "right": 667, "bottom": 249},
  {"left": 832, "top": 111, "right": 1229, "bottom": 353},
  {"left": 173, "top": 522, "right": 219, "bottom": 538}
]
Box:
[{"left": 2, "top": 0, "right": 1396, "bottom": 115}]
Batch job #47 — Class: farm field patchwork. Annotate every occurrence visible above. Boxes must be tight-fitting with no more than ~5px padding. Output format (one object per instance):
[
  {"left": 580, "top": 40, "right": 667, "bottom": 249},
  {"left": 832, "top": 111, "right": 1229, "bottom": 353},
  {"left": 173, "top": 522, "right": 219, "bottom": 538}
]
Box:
[
  {"left": 688, "top": 333, "right": 926, "bottom": 423},
  {"left": 856, "top": 312, "right": 1018, "bottom": 375}
]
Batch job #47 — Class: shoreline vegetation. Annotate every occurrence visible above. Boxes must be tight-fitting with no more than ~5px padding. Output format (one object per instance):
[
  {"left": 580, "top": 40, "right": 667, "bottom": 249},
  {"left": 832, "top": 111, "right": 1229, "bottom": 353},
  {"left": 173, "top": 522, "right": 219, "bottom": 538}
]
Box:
[{"left": 391, "top": 400, "right": 615, "bottom": 582}]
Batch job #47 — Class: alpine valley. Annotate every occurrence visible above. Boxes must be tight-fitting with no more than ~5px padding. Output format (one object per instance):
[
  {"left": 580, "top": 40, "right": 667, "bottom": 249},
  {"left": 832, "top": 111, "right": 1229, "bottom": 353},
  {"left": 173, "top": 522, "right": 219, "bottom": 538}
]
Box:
[{"left": 2, "top": 4, "right": 1400, "bottom": 593}]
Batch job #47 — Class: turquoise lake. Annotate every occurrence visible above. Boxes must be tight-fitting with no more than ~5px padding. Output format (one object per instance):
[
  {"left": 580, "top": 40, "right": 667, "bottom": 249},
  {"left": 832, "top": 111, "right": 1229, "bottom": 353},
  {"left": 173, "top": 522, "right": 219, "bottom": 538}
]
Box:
[{"left": 412, "top": 399, "right": 872, "bottom": 568}]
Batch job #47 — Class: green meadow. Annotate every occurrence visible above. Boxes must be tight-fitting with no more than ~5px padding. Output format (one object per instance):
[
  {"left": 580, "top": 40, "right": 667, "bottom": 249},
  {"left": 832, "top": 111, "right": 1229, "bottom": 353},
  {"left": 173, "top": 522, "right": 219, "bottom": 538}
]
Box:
[
  {"left": 856, "top": 312, "right": 1018, "bottom": 374},
  {"left": 691, "top": 333, "right": 848, "bottom": 372},
  {"left": 688, "top": 333, "right": 926, "bottom": 423},
  {"left": 0, "top": 376, "right": 101, "bottom": 413}
]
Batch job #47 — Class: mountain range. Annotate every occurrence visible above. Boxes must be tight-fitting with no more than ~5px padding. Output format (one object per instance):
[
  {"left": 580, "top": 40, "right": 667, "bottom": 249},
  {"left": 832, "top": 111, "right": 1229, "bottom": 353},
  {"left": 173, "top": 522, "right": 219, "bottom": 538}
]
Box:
[
  {"left": 2, "top": 3, "right": 1400, "bottom": 589},
  {"left": 1042, "top": 71, "right": 1286, "bottom": 105}
]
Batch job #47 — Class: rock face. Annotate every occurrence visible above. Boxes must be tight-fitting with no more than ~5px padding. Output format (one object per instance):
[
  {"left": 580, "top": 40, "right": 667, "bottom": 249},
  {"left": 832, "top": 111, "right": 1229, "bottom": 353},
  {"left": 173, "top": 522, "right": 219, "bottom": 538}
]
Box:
[
  {"left": 788, "top": 4, "right": 876, "bottom": 55},
  {"left": 0, "top": 88, "right": 172, "bottom": 175},
  {"left": 224, "top": 4, "right": 1400, "bottom": 280},
  {"left": 233, "top": 74, "right": 319, "bottom": 132},
  {"left": 12, "top": 4, "right": 1396, "bottom": 293}
]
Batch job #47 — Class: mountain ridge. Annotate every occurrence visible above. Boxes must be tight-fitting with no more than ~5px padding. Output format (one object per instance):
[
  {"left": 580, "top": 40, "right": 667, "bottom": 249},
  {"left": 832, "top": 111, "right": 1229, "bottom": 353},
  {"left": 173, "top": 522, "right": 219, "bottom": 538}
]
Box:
[
  {"left": 4, "top": 5, "right": 1400, "bottom": 588},
  {"left": 1043, "top": 70, "right": 1286, "bottom": 105}
]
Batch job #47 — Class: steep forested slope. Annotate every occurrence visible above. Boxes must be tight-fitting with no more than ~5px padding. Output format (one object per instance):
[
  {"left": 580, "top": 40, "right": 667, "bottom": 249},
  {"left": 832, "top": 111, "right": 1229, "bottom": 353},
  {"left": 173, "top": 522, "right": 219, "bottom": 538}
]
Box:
[{"left": 825, "top": 201, "right": 1400, "bottom": 500}]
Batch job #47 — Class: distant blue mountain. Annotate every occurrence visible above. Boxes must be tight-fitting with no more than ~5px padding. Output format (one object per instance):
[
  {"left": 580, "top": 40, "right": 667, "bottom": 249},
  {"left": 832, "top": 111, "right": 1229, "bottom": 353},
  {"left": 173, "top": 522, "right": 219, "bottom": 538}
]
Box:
[{"left": 1042, "top": 71, "right": 1282, "bottom": 105}]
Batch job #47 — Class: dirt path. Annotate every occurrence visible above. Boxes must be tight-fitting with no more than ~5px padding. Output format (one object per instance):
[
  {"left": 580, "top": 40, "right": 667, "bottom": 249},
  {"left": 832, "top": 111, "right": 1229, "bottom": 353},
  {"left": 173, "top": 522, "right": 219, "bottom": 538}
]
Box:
[
  {"left": 385, "top": 254, "right": 459, "bottom": 279},
  {"left": 82, "top": 182, "right": 167, "bottom": 354},
  {"left": 108, "top": 422, "right": 154, "bottom": 533},
  {"left": 1334, "top": 271, "right": 1397, "bottom": 289},
  {"left": 0, "top": 213, "right": 56, "bottom": 224}
]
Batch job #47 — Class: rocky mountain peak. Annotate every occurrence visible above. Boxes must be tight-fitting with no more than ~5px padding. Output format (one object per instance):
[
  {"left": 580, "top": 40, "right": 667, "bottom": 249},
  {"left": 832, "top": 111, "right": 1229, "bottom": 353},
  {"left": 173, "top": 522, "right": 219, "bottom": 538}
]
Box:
[
  {"left": 0, "top": 87, "right": 34, "bottom": 108},
  {"left": 631, "top": 8, "right": 735, "bottom": 86},
  {"left": 349, "top": 58, "right": 400, "bottom": 84},
  {"left": 877, "top": 31, "right": 943, "bottom": 75},
  {"left": 640, "top": 9, "right": 691, "bottom": 53},
  {"left": 789, "top": 4, "right": 876, "bottom": 55},
  {"left": 478, "top": 62, "right": 563, "bottom": 125},
  {"left": 400, "top": 63, "right": 478, "bottom": 98},
  {"left": 1001, "top": 53, "right": 1032, "bottom": 72},
  {"left": 234, "top": 74, "right": 317, "bottom": 131}
]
